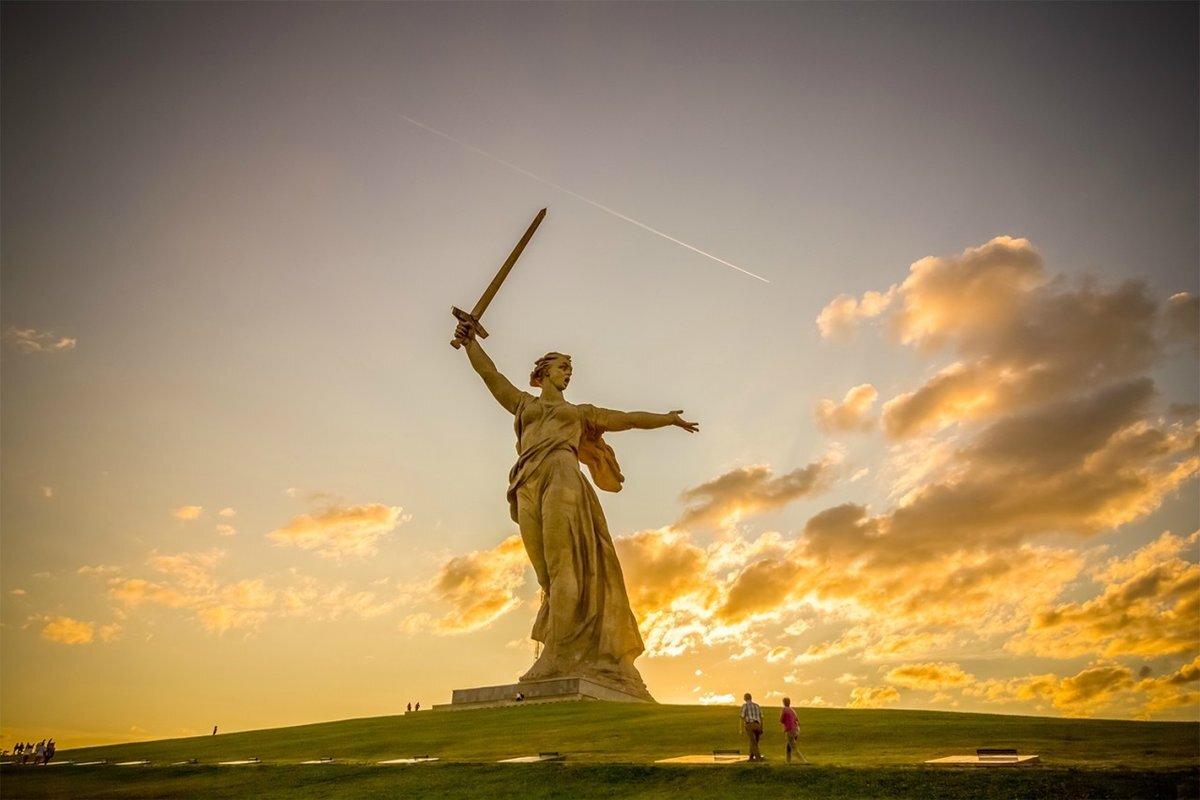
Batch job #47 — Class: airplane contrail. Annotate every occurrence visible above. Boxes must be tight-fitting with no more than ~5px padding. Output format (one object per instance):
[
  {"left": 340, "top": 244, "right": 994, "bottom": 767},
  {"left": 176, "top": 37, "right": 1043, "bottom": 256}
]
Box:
[{"left": 397, "top": 114, "right": 769, "bottom": 284}]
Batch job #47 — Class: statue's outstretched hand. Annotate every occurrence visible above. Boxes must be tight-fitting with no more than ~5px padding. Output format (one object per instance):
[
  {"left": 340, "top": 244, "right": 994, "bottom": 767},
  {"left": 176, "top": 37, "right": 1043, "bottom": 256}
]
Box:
[{"left": 669, "top": 410, "right": 699, "bottom": 433}]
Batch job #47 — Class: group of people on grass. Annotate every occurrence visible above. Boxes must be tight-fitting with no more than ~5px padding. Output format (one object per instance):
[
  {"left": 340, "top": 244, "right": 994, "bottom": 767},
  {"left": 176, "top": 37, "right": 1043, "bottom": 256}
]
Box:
[
  {"left": 9, "top": 739, "right": 56, "bottom": 765},
  {"left": 740, "top": 693, "right": 803, "bottom": 764}
]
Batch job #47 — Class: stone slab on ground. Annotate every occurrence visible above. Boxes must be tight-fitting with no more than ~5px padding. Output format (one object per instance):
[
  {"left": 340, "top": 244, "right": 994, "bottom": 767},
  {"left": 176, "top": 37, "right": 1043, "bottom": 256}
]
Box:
[
  {"left": 656, "top": 754, "right": 750, "bottom": 764},
  {"left": 498, "top": 752, "right": 567, "bottom": 763},
  {"left": 439, "top": 676, "right": 652, "bottom": 710},
  {"left": 925, "top": 754, "right": 1041, "bottom": 766}
]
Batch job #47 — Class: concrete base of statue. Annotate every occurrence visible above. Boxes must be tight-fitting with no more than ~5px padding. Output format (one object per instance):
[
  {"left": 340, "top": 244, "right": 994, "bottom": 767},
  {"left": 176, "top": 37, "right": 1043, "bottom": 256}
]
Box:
[{"left": 435, "top": 676, "right": 655, "bottom": 710}]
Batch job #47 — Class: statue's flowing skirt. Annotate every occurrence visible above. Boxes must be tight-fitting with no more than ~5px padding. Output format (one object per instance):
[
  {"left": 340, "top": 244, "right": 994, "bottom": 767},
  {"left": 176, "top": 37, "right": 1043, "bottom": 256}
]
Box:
[{"left": 514, "top": 449, "right": 647, "bottom": 693}]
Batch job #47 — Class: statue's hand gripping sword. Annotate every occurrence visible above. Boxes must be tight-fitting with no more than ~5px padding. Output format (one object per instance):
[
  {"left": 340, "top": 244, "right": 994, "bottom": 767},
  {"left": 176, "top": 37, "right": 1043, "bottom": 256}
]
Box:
[{"left": 451, "top": 208, "right": 547, "bottom": 349}]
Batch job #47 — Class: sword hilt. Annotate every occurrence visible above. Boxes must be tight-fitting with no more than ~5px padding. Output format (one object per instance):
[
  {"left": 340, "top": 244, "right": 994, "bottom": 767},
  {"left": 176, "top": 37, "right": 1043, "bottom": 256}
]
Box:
[{"left": 451, "top": 306, "right": 489, "bottom": 349}]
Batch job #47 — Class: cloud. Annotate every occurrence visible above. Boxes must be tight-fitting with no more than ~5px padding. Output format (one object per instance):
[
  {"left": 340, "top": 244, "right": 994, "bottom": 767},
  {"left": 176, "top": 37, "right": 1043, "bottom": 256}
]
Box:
[
  {"left": 766, "top": 646, "right": 792, "bottom": 664},
  {"left": 816, "top": 384, "right": 879, "bottom": 433},
  {"left": 1008, "top": 530, "right": 1200, "bottom": 660},
  {"left": 717, "top": 558, "right": 803, "bottom": 622},
  {"left": 818, "top": 237, "right": 1186, "bottom": 445},
  {"left": 847, "top": 686, "right": 900, "bottom": 709},
  {"left": 889, "top": 236, "right": 1046, "bottom": 351},
  {"left": 697, "top": 693, "right": 736, "bottom": 705},
  {"left": 3, "top": 326, "right": 77, "bottom": 354},
  {"left": 967, "top": 663, "right": 1136, "bottom": 717},
  {"left": 675, "top": 459, "right": 835, "bottom": 528},
  {"left": 108, "top": 549, "right": 399, "bottom": 634},
  {"left": 218, "top": 507, "right": 237, "bottom": 517},
  {"left": 817, "top": 289, "right": 896, "bottom": 339},
  {"left": 1164, "top": 292, "right": 1198, "bottom": 348},
  {"left": 109, "top": 578, "right": 192, "bottom": 609},
  {"left": 412, "top": 535, "right": 530, "bottom": 634},
  {"left": 879, "top": 383, "right": 1197, "bottom": 550},
  {"left": 41, "top": 616, "right": 95, "bottom": 645},
  {"left": 268, "top": 502, "right": 408, "bottom": 558},
  {"left": 77, "top": 564, "right": 120, "bottom": 576},
  {"left": 609, "top": 527, "right": 797, "bottom": 658},
  {"left": 615, "top": 528, "right": 711, "bottom": 613},
  {"left": 216, "top": 524, "right": 237, "bottom": 537},
  {"left": 195, "top": 580, "right": 277, "bottom": 634},
  {"left": 147, "top": 549, "right": 223, "bottom": 591},
  {"left": 1135, "top": 656, "right": 1200, "bottom": 717},
  {"left": 885, "top": 662, "right": 974, "bottom": 691},
  {"left": 172, "top": 505, "right": 204, "bottom": 521}
]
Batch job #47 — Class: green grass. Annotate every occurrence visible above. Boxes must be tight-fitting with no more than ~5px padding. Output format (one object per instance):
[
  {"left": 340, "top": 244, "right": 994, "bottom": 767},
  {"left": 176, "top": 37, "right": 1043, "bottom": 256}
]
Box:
[{"left": 3, "top": 703, "right": 1197, "bottom": 799}]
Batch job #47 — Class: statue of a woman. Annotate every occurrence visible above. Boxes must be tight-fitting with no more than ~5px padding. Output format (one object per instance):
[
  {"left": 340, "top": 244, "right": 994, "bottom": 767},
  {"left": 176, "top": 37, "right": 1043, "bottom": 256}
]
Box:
[{"left": 455, "top": 322, "right": 698, "bottom": 699}]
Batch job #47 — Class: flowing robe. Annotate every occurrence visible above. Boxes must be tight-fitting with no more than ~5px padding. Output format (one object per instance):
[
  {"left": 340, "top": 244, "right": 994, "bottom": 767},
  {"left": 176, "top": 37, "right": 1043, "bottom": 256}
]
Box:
[{"left": 506, "top": 392, "right": 649, "bottom": 696}]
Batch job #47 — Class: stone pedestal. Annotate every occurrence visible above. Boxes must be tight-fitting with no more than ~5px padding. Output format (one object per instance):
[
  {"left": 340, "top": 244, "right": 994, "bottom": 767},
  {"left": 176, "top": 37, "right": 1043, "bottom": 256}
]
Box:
[{"left": 435, "top": 676, "right": 654, "bottom": 710}]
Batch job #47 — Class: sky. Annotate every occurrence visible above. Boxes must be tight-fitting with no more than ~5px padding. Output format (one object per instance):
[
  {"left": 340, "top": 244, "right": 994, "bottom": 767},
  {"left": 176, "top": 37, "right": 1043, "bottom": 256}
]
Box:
[{"left": 2, "top": 2, "right": 1197, "bottom": 748}]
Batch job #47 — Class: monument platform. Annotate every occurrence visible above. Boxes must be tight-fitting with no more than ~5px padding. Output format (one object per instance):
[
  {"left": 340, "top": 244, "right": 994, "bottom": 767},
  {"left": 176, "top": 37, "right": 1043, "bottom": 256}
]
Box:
[{"left": 436, "top": 676, "right": 653, "bottom": 710}]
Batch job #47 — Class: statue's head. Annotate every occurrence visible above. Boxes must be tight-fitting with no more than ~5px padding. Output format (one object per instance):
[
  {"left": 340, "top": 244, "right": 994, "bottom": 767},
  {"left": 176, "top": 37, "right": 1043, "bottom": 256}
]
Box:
[{"left": 530, "top": 352, "right": 572, "bottom": 390}]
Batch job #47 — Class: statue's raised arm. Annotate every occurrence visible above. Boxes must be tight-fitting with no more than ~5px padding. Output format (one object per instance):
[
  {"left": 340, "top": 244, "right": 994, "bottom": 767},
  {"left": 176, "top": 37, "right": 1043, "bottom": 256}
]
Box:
[{"left": 455, "top": 322, "right": 522, "bottom": 415}]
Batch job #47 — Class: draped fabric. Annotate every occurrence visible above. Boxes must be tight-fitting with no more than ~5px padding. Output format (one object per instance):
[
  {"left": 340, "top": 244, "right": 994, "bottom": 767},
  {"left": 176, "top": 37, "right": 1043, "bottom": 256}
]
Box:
[{"left": 505, "top": 393, "right": 648, "bottom": 695}]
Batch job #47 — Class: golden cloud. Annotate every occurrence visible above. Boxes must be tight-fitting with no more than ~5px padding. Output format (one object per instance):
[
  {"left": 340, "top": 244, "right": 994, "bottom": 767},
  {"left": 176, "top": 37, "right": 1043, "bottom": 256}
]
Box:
[
  {"left": 1135, "top": 656, "right": 1200, "bottom": 717},
  {"left": 821, "top": 237, "right": 1173, "bottom": 440},
  {"left": 108, "top": 549, "right": 396, "bottom": 634},
  {"left": 268, "top": 502, "right": 407, "bottom": 558},
  {"left": 41, "top": 616, "right": 95, "bottom": 645},
  {"left": 717, "top": 558, "right": 801, "bottom": 622},
  {"left": 415, "top": 535, "right": 530, "bottom": 634},
  {"left": 1008, "top": 531, "right": 1200, "bottom": 660},
  {"left": 147, "top": 549, "right": 223, "bottom": 591},
  {"left": 847, "top": 685, "right": 900, "bottom": 709},
  {"left": 171, "top": 505, "right": 204, "bottom": 521},
  {"left": 890, "top": 236, "right": 1045, "bottom": 350},
  {"left": 1050, "top": 664, "right": 1136, "bottom": 716},
  {"left": 816, "top": 384, "right": 878, "bottom": 433},
  {"left": 77, "top": 564, "right": 120, "bottom": 576},
  {"left": 195, "top": 580, "right": 277, "bottom": 634},
  {"left": 885, "top": 662, "right": 974, "bottom": 691},
  {"left": 109, "top": 578, "right": 192, "bottom": 608},
  {"left": 816, "top": 289, "right": 896, "bottom": 339},
  {"left": 3, "top": 326, "right": 77, "bottom": 354},
  {"left": 676, "top": 460, "right": 834, "bottom": 529},
  {"left": 614, "top": 528, "right": 711, "bottom": 613}
]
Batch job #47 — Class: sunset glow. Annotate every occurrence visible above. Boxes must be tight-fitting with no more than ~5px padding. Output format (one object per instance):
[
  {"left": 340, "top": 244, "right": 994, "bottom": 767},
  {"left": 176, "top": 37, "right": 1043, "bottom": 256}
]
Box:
[{"left": 2, "top": 2, "right": 1196, "bottom": 748}]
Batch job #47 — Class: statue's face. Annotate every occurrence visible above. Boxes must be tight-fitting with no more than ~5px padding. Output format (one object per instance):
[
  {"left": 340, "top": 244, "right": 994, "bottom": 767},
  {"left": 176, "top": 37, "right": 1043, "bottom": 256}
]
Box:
[{"left": 544, "top": 357, "right": 572, "bottom": 391}]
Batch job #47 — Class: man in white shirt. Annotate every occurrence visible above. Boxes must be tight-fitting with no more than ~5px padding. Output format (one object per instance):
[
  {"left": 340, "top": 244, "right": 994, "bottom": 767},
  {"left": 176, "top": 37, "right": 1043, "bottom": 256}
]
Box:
[{"left": 740, "top": 692, "right": 764, "bottom": 761}]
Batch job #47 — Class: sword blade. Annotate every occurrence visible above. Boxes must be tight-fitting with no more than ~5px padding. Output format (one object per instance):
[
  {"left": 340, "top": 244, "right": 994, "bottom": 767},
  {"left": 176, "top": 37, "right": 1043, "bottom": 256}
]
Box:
[
  {"left": 471, "top": 207, "right": 546, "bottom": 319},
  {"left": 451, "top": 208, "right": 546, "bottom": 349}
]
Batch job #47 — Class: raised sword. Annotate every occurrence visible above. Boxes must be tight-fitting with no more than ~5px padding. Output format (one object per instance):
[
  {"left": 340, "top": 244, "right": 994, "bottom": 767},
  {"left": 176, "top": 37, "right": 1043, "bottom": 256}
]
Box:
[{"left": 451, "top": 207, "right": 547, "bottom": 349}]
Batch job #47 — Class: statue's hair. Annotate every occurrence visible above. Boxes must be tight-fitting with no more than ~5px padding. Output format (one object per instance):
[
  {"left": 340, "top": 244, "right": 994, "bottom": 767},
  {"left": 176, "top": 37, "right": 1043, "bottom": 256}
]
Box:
[{"left": 530, "top": 352, "right": 571, "bottom": 388}]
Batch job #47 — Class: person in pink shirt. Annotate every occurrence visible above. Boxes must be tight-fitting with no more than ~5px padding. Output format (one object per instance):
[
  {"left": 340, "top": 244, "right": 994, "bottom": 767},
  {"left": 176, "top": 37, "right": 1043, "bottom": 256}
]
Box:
[{"left": 779, "top": 697, "right": 801, "bottom": 763}]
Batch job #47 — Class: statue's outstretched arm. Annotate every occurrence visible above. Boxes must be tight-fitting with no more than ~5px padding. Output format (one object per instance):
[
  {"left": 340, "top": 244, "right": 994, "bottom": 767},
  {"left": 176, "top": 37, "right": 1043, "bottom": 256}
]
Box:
[
  {"left": 455, "top": 322, "right": 522, "bottom": 414},
  {"left": 593, "top": 407, "right": 699, "bottom": 434}
]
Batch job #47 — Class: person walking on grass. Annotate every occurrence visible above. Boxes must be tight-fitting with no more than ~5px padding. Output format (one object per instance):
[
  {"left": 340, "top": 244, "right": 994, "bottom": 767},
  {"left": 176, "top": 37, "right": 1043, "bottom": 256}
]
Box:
[
  {"left": 780, "top": 697, "right": 801, "bottom": 763},
  {"left": 740, "top": 692, "right": 764, "bottom": 761}
]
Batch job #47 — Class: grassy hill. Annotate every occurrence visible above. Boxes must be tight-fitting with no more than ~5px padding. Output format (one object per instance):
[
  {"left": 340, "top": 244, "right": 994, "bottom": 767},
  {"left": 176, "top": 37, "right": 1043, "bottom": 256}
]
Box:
[{"left": 4, "top": 702, "right": 1197, "bottom": 799}]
